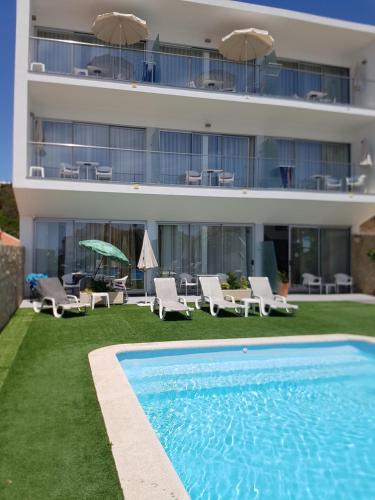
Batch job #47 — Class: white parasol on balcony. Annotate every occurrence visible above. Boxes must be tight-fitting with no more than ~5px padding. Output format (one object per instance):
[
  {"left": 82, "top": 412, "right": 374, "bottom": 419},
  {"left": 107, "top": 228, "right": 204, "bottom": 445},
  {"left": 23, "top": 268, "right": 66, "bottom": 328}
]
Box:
[
  {"left": 92, "top": 12, "right": 148, "bottom": 78},
  {"left": 137, "top": 230, "right": 158, "bottom": 306},
  {"left": 219, "top": 28, "right": 274, "bottom": 92},
  {"left": 219, "top": 28, "right": 274, "bottom": 61}
]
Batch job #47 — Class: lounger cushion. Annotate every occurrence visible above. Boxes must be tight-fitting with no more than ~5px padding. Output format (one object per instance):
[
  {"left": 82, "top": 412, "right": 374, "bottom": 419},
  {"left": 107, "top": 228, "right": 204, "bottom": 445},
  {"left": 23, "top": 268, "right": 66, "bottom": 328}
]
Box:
[
  {"left": 162, "top": 301, "right": 189, "bottom": 312},
  {"left": 37, "top": 277, "right": 70, "bottom": 304}
]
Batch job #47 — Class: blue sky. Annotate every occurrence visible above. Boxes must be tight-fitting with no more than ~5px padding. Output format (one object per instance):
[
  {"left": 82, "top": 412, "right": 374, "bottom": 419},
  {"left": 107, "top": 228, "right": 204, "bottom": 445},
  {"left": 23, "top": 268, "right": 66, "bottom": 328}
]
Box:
[{"left": 1, "top": 0, "right": 375, "bottom": 182}]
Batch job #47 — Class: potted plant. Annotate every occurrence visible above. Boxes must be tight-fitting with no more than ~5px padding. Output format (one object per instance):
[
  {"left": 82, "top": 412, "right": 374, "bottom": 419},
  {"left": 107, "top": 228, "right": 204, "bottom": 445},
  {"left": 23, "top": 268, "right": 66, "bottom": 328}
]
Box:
[
  {"left": 221, "top": 272, "right": 250, "bottom": 301},
  {"left": 277, "top": 270, "right": 289, "bottom": 297},
  {"left": 367, "top": 249, "right": 375, "bottom": 261},
  {"left": 80, "top": 279, "right": 124, "bottom": 305}
]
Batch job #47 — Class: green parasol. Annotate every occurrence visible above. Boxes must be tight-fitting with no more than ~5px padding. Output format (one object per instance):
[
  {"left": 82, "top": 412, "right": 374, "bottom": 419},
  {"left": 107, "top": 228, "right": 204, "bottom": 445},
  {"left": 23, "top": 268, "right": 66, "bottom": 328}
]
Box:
[{"left": 79, "top": 239, "right": 128, "bottom": 278}]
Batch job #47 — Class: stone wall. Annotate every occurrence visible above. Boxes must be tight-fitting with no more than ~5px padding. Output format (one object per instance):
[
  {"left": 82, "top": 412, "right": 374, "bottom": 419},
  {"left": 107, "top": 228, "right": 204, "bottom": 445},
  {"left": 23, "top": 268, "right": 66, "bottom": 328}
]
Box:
[
  {"left": 0, "top": 245, "right": 24, "bottom": 331},
  {"left": 352, "top": 235, "right": 375, "bottom": 295}
]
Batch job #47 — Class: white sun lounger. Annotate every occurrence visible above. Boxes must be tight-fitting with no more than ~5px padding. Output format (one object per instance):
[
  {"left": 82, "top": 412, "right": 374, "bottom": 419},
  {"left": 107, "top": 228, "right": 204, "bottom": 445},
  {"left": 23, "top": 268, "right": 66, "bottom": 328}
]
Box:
[
  {"left": 248, "top": 277, "right": 298, "bottom": 316},
  {"left": 33, "top": 277, "right": 90, "bottom": 318},
  {"left": 152, "top": 278, "right": 193, "bottom": 320},
  {"left": 196, "top": 276, "right": 244, "bottom": 316}
]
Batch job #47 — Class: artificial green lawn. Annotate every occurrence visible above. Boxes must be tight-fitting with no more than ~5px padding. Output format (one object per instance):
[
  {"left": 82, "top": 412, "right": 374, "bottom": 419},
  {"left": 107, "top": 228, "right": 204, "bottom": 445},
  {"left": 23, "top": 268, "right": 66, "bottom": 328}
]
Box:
[{"left": 0, "top": 302, "right": 374, "bottom": 499}]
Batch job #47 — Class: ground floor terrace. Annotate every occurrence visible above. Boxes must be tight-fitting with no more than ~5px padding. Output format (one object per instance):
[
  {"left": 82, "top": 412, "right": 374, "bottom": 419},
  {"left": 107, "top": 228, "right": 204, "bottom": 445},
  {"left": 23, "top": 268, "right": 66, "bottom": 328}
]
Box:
[
  {"left": 26, "top": 217, "right": 352, "bottom": 294},
  {"left": 0, "top": 301, "right": 374, "bottom": 499}
]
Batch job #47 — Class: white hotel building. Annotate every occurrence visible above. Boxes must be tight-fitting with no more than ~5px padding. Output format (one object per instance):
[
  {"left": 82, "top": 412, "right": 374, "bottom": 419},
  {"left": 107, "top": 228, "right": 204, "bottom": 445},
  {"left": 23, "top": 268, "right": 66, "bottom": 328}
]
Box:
[{"left": 13, "top": 0, "right": 375, "bottom": 293}]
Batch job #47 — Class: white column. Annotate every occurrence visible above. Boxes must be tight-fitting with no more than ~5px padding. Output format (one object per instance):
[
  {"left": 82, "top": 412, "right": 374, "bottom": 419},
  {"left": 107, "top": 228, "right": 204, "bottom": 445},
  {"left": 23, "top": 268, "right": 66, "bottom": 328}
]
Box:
[
  {"left": 253, "top": 223, "right": 264, "bottom": 276},
  {"left": 20, "top": 216, "right": 34, "bottom": 296},
  {"left": 13, "top": 0, "right": 31, "bottom": 185}
]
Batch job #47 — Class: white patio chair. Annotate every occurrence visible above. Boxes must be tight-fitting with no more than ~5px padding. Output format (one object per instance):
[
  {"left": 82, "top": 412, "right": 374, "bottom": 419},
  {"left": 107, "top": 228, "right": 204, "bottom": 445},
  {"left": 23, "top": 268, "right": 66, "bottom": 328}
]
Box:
[
  {"left": 186, "top": 170, "right": 202, "bottom": 185},
  {"left": 60, "top": 162, "right": 79, "bottom": 179},
  {"left": 29, "top": 166, "right": 45, "bottom": 178},
  {"left": 346, "top": 174, "right": 367, "bottom": 193},
  {"left": 218, "top": 172, "right": 235, "bottom": 187},
  {"left": 62, "top": 273, "right": 83, "bottom": 296},
  {"left": 324, "top": 176, "right": 343, "bottom": 190},
  {"left": 334, "top": 273, "right": 353, "bottom": 293},
  {"left": 151, "top": 278, "right": 193, "bottom": 320},
  {"left": 248, "top": 277, "right": 298, "bottom": 316},
  {"left": 112, "top": 275, "right": 128, "bottom": 292},
  {"left": 33, "top": 277, "right": 90, "bottom": 318},
  {"left": 30, "top": 62, "right": 45, "bottom": 73},
  {"left": 302, "top": 273, "right": 322, "bottom": 294},
  {"left": 178, "top": 273, "right": 197, "bottom": 296},
  {"left": 196, "top": 276, "right": 244, "bottom": 317},
  {"left": 95, "top": 166, "right": 112, "bottom": 181}
]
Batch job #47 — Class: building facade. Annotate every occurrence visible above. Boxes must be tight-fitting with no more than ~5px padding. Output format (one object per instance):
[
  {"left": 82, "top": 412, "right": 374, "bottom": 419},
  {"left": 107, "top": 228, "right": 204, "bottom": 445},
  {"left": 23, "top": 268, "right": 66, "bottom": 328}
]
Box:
[{"left": 13, "top": 0, "right": 375, "bottom": 292}]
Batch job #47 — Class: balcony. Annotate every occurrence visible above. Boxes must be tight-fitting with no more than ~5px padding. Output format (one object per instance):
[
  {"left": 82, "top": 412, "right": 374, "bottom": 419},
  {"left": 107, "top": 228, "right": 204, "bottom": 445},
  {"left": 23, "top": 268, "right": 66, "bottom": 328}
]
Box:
[
  {"left": 28, "top": 142, "right": 372, "bottom": 194},
  {"left": 29, "top": 37, "right": 366, "bottom": 108}
]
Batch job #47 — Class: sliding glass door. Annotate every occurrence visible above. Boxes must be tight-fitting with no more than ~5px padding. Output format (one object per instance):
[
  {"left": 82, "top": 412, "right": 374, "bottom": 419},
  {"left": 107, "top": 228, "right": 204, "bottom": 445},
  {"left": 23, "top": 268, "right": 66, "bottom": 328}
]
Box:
[
  {"left": 320, "top": 228, "right": 350, "bottom": 282},
  {"left": 158, "top": 223, "right": 253, "bottom": 278},
  {"left": 290, "top": 227, "right": 319, "bottom": 286},
  {"left": 34, "top": 220, "right": 145, "bottom": 288}
]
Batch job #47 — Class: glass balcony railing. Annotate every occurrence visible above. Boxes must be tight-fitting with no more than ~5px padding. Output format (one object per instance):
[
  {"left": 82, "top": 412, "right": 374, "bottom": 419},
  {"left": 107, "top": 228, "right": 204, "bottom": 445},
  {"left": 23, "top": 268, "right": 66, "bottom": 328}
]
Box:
[
  {"left": 27, "top": 142, "right": 372, "bottom": 194},
  {"left": 29, "top": 37, "right": 362, "bottom": 107}
]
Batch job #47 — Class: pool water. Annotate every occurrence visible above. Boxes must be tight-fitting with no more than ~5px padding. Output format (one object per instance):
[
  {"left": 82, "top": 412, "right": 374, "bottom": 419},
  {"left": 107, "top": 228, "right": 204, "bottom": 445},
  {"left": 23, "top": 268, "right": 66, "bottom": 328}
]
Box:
[{"left": 118, "top": 342, "right": 375, "bottom": 499}]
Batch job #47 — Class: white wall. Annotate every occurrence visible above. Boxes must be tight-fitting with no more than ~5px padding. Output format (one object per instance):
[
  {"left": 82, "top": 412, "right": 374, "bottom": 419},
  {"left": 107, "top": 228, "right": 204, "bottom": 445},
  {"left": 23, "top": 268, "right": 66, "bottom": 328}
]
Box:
[{"left": 13, "top": 0, "right": 31, "bottom": 185}]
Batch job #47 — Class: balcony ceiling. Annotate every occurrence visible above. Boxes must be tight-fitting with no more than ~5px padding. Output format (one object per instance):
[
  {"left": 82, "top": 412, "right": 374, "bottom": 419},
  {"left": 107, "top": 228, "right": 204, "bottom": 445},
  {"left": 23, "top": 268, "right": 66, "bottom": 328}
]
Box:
[
  {"left": 29, "top": 77, "right": 375, "bottom": 144},
  {"left": 14, "top": 182, "right": 375, "bottom": 228},
  {"left": 32, "top": 0, "right": 375, "bottom": 67}
]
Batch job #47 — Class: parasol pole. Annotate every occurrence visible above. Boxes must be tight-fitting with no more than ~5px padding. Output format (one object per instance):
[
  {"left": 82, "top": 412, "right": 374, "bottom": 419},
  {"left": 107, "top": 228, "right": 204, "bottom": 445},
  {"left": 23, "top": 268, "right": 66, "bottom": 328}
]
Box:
[{"left": 93, "top": 256, "right": 104, "bottom": 279}]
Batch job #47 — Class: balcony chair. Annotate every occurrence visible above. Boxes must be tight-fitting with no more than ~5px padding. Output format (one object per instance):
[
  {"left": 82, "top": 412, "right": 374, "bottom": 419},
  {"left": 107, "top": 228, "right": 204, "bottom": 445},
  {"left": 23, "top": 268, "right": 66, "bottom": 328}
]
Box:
[
  {"left": 346, "top": 174, "right": 367, "bottom": 193},
  {"left": 218, "top": 172, "right": 235, "bottom": 187},
  {"left": 186, "top": 170, "right": 203, "bottom": 185},
  {"left": 178, "top": 273, "right": 197, "bottom": 296},
  {"left": 73, "top": 67, "right": 89, "bottom": 76},
  {"left": 95, "top": 166, "right": 113, "bottom": 181},
  {"left": 30, "top": 62, "right": 45, "bottom": 73},
  {"left": 29, "top": 166, "right": 45, "bottom": 178},
  {"left": 324, "top": 176, "right": 343, "bottom": 191},
  {"left": 248, "top": 277, "right": 298, "bottom": 316},
  {"left": 302, "top": 273, "right": 322, "bottom": 294},
  {"left": 334, "top": 273, "right": 353, "bottom": 293},
  {"left": 60, "top": 162, "right": 80, "bottom": 179},
  {"left": 151, "top": 278, "right": 193, "bottom": 320}
]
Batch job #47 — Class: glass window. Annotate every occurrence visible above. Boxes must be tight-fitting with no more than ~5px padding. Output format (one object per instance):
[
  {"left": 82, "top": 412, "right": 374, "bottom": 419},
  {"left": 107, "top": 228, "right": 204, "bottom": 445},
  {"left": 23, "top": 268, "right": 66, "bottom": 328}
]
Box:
[
  {"left": 34, "top": 221, "right": 74, "bottom": 277},
  {"left": 158, "top": 224, "right": 253, "bottom": 279},
  {"left": 320, "top": 228, "right": 350, "bottom": 282},
  {"left": 158, "top": 224, "right": 190, "bottom": 275},
  {"left": 34, "top": 220, "right": 145, "bottom": 288}
]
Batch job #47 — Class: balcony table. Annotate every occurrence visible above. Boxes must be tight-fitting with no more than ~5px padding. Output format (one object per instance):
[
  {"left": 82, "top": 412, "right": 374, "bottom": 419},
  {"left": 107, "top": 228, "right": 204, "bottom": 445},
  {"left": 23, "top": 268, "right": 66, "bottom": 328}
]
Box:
[
  {"left": 203, "top": 168, "right": 223, "bottom": 186},
  {"left": 312, "top": 174, "right": 329, "bottom": 191},
  {"left": 75, "top": 161, "right": 100, "bottom": 180}
]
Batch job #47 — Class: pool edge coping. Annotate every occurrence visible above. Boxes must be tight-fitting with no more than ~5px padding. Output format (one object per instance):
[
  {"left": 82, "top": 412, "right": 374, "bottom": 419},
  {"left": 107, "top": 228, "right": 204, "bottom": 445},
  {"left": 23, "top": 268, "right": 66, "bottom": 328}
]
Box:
[{"left": 88, "top": 333, "right": 375, "bottom": 500}]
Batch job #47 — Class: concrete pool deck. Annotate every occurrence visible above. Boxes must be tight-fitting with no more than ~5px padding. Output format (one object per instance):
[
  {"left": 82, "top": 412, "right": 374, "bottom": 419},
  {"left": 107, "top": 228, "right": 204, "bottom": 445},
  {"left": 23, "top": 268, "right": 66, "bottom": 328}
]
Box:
[{"left": 89, "top": 334, "right": 375, "bottom": 500}]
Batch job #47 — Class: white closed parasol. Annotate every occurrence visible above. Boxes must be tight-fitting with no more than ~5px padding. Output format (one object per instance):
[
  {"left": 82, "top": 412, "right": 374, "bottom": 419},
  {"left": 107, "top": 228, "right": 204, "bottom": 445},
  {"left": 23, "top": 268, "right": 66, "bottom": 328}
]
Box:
[{"left": 137, "top": 230, "right": 158, "bottom": 306}]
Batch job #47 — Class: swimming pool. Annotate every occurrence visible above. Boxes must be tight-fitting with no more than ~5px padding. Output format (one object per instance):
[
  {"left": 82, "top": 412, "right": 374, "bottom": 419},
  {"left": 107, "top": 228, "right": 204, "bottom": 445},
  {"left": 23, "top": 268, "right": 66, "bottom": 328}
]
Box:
[{"left": 118, "top": 341, "right": 375, "bottom": 499}]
